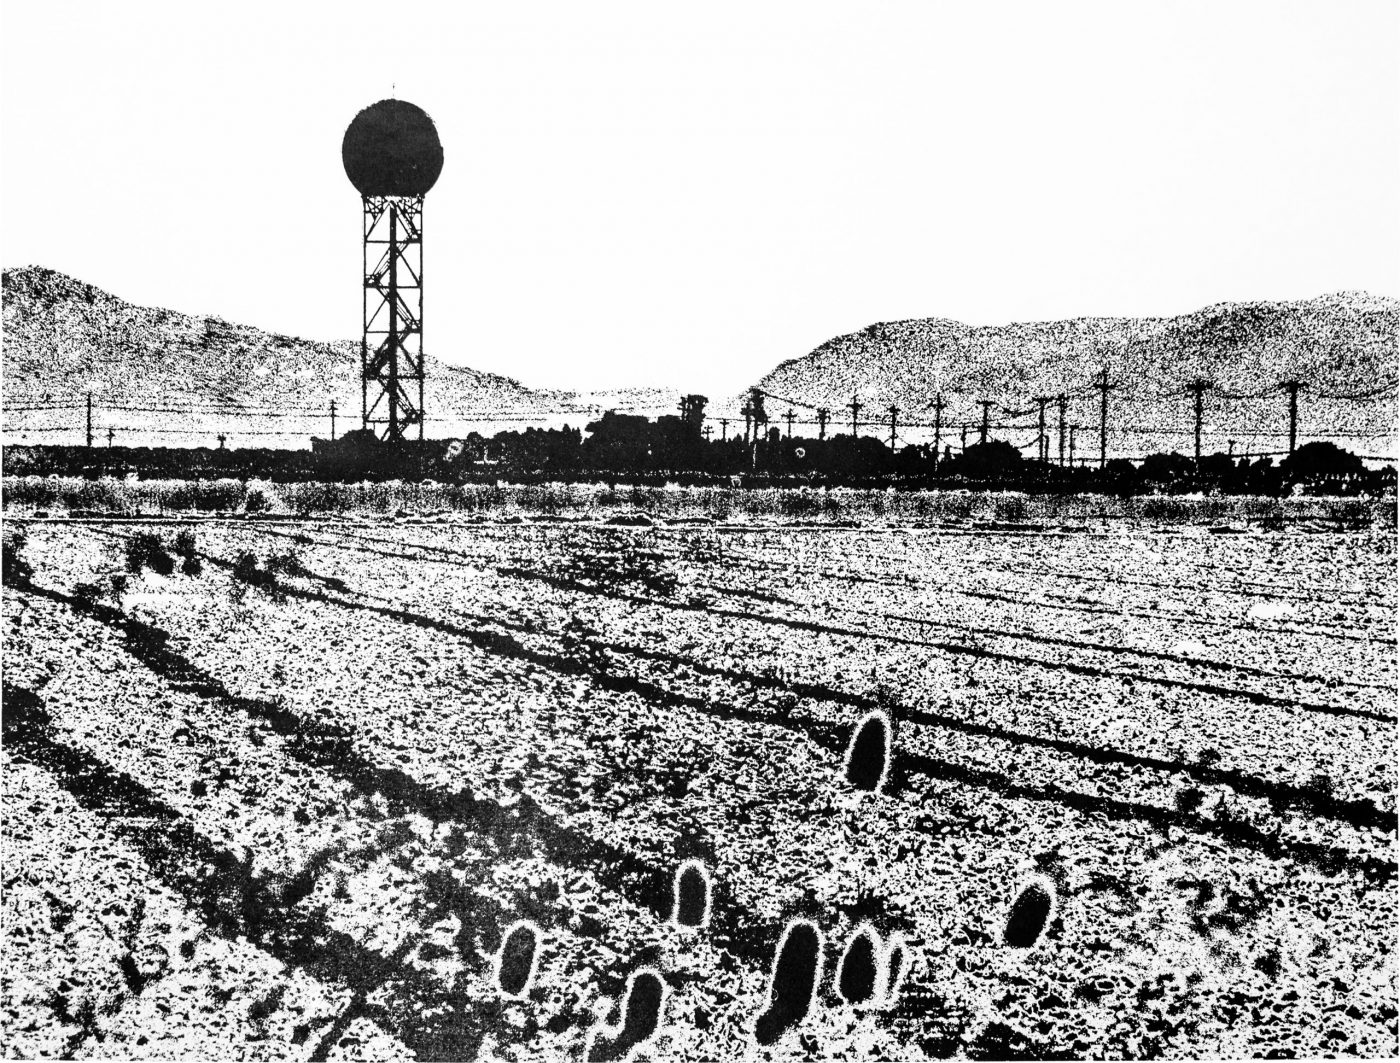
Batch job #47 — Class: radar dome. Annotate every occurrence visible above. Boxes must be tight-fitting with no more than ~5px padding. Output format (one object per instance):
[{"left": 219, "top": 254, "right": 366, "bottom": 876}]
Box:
[{"left": 342, "top": 99, "right": 443, "bottom": 197}]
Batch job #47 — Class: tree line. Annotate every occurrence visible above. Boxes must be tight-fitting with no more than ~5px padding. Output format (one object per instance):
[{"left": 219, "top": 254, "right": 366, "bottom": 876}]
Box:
[{"left": 3, "top": 414, "right": 1393, "bottom": 497}]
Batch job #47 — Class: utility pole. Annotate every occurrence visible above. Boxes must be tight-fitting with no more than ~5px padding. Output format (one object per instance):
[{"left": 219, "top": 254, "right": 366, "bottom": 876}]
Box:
[
  {"left": 106, "top": 426, "right": 115, "bottom": 448},
  {"left": 1227, "top": 438, "right": 1235, "bottom": 459},
  {"left": 1186, "top": 378, "right": 1211, "bottom": 465},
  {"left": 960, "top": 424, "right": 968, "bottom": 450},
  {"left": 1068, "top": 423, "right": 1079, "bottom": 467},
  {"left": 816, "top": 407, "right": 829, "bottom": 440},
  {"left": 330, "top": 399, "right": 338, "bottom": 441},
  {"left": 977, "top": 400, "right": 993, "bottom": 444},
  {"left": 887, "top": 406, "right": 899, "bottom": 450},
  {"left": 748, "top": 388, "right": 767, "bottom": 447},
  {"left": 1035, "top": 396, "right": 1051, "bottom": 462},
  {"left": 86, "top": 393, "right": 94, "bottom": 449},
  {"left": 931, "top": 392, "right": 945, "bottom": 469},
  {"left": 719, "top": 418, "right": 730, "bottom": 441},
  {"left": 740, "top": 398, "right": 753, "bottom": 445},
  {"left": 784, "top": 409, "right": 795, "bottom": 439},
  {"left": 702, "top": 424, "right": 713, "bottom": 441},
  {"left": 1093, "top": 368, "right": 1111, "bottom": 468},
  {"left": 1280, "top": 380, "right": 1303, "bottom": 455},
  {"left": 1056, "top": 393, "right": 1067, "bottom": 466},
  {"left": 847, "top": 394, "right": 862, "bottom": 437}
]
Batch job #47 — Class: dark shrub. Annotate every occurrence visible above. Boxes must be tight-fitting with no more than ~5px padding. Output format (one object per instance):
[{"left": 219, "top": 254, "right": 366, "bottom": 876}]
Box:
[
  {"left": 560, "top": 534, "right": 678, "bottom": 597},
  {"left": 265, "top": 551, "right": 307, "bottom": 578},
  {"left": 617, "top": 971, "right": 664, "bottom": 1044},
  {"left": 172, "top": 529, "right": 198, "bottom": 559},
  {"left": 2, "top": 527, "right": 33, "bottom": 587},
  {"left": 72, "top": 572, "right": 129, "bottom": 606},
  {"left": 844, "top": 712, "right": 890, "bottom": 792},
  {"left": 497, "top": 922, "right": 539, "bottom": 997},
  {"left": 230, "top": 551, "right": 284, "bottom": 601},
  {"left": 755, "top": 921, "right": 822, "bottom": 1047},
  {"left": 232, "top": 551, "right": 260, "bottom": 585},
  {"left": 1004, "top": 879, "right": 1055, "bottom": 948},
  {"left": 837, "top": 927, "right": 879, "bottom": 1005},
  {"left": 672, "top": 861, "right": 710, "bottom": 929},
  {"left": 125, "top": 532, "right": 175, "bottom": 575},
  {"left": 72, "top": 581, "right": 104, "bottom": 607},
  {"left": 1175, "top": 786, "right": 1205, "bottom": 814},
  {"left": 884, "top": 938, "right": 907, "bottom": 1004},
  {"left": 588, "top": 969, "right": 665, "bottom": 1062}
]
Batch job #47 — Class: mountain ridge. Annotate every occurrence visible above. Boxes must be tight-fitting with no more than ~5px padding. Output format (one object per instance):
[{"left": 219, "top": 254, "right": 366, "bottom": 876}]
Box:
[
  {"left": 741, "top": 292, "right": 1397, "bottom": 458},
  {"left": 1, "top": 266, "right": 680, "bottom": 446},
  {"left": 3, "top": 265, "right": 1395, "bottom": 457}
]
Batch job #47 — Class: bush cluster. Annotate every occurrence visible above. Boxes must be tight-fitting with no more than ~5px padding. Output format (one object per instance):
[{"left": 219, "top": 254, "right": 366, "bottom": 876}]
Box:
[
  {"left": 559, "top": 535, "right": 678, "bottom": 597},
  {"left": 125, "top": 532, "right": 176, "bottom": 576},
  {"left": 230, "top": 549, "right": 306, "bottom": 602},
  {"left": 121, "top": 529, "right": 203, "bottom": 577},
  {"left": 2, "top": 526, "right": 34, "bottom": 587}
]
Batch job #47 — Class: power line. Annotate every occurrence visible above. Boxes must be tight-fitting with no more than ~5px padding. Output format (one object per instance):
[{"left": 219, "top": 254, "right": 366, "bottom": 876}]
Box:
[
  {"left": 754, "top": 387, "right": 821, "bottom": 411},
  {"left": 96, "top": 406, "right": 326, "bottom": 417},
  {"left": 1110, "top": 426, "right": 1394, "bottom": 438},
  {"left": 3, "top": 403, "right": 328, "bottom": 415},
  {"left": 1312, "top": 381, "right": 1399, "bottom": 401},
  {"left": 440, "top": 414, "right": 587, "bottom": 422},
  {"left": 9, "top": 414, "right": 1387, "bottom": 439},
  {"left": 1212, "top": 387, "right": 1276, "bottom": 401},
  {"left": 10, "top": 426, "right": 317, "bottom": 437},
  {"left": 103, "top": 401, "right": 325, "bottom": 411}
]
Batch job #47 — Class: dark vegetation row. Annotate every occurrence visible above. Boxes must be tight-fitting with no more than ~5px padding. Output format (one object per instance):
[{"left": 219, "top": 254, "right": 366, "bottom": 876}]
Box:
[{"left": 4, "top": 429, "right": 1393, "bottom": 498}]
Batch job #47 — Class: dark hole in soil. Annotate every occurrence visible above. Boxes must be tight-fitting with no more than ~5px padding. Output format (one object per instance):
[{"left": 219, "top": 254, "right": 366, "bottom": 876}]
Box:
[
  {"left": 589, "top": 971, "right": 665, "bottom": 1061},
  {"left": 498, "top": 924, "right": 538, "bottom": 996},
  {"left": 845, "top": 715, "right": 888, "bottom": 792},
  {"left": 755, "top": 922, "right": 822, "bottom": 1047},
  {"left": 838, "top": 931, "right": 879, "bottom": 1005},
  {"left": 675, "top": 863, "right": 708, "bottom": 927},
  {"left": 885, "top": 943, "right": 906, "bottom": 1001},
  {"left": 1004, "top": 882, "right": 1053, "bottom": 948}
]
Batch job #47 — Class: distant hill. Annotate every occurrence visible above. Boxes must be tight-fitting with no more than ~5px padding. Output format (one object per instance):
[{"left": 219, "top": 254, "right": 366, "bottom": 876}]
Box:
[
  {"left": 744, "top": 294, "right": 1399, "bottom": 460},
  {"left": 0, "top": 267, "right": 678, "bottom": 448},
  {"left": 5, "top": 267, "right": 1395, "bottom": 460}
]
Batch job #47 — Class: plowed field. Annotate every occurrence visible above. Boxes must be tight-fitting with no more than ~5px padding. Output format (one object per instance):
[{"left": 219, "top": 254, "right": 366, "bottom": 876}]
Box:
[{"left": 4, "top": 517, "right": 1396, "bottom": 1060}]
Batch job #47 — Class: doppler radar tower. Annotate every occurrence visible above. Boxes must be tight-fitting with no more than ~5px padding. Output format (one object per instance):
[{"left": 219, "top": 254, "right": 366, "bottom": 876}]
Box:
[{"left": 342, "top": 99, "right": 444, "bottom": 442}]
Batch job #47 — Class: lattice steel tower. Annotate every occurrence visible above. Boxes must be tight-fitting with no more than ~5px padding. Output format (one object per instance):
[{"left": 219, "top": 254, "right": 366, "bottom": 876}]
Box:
[{"left": 342, "top": 100, "right": 444, "bottom": 442}]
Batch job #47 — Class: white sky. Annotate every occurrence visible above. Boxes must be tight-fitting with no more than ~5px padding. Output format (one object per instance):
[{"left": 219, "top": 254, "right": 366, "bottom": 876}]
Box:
[{"left": 3, "top": 0, "right": 1397, "bottom": 398}]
